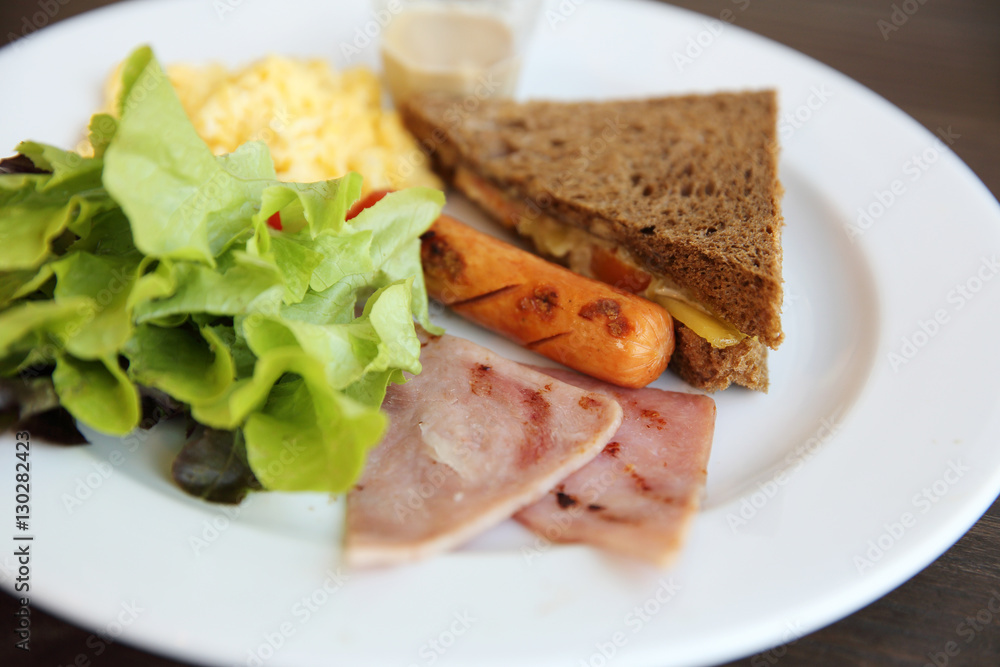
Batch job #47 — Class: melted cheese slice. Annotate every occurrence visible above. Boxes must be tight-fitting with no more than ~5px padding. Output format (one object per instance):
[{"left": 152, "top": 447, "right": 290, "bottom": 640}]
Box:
[{"left": 655, "top": 296, "right": 747, "bottom": 349}]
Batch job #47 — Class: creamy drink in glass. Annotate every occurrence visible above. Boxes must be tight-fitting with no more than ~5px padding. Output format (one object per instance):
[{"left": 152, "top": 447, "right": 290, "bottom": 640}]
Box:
[{"left": 375, "top": 0, "right": 540, "bottom": 105}]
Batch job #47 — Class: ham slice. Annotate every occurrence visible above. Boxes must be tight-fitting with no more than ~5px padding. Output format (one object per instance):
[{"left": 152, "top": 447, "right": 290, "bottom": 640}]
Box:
[
  {"left": 344, "top": 334, "right": 623, "bottom": 567},
  {"left": 514, "top": 367, "right": 716, "bottom": 567}
]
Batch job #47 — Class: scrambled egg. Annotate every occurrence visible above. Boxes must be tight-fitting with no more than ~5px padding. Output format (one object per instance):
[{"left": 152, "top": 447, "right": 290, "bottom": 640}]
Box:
[{"left": 104, "top": 56, "right": 441, "bottom": 193}]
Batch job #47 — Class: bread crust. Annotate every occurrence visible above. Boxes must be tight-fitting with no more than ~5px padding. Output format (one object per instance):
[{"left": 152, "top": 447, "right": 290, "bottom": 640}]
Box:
[{"left": 669, "top": 324, "right": 768, "bottom": 392}]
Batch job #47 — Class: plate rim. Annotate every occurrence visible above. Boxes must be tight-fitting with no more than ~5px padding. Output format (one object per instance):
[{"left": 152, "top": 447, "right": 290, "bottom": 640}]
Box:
[{"left": 2, "top": 1, "right": 1000, "bottom": 666}]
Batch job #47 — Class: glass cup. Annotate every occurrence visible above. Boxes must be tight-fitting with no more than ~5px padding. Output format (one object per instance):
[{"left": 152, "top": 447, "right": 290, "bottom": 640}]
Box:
[{"left": 373, "top": 0, "right": 541, "bottom": 106}]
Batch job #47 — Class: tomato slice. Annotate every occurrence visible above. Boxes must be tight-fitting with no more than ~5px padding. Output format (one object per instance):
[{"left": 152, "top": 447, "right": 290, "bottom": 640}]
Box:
[
  {"left": 589, "top": 245, "right": 652, "bottom": 294},
  {"left": 266, "top": 211, "right": 283, "bottom": 231},
  {"left": 346, "top": 189, "right": 393, "bottom": 221}
]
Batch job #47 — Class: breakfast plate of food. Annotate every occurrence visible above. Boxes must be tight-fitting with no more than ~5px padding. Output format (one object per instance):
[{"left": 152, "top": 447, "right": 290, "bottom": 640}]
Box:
[{"left": 1, "top": 1, "right": 999, "bottom": 666}]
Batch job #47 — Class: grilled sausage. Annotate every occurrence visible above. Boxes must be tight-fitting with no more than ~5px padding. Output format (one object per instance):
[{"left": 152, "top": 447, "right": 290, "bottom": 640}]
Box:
[{"left": 421, "top": 215, "right": 674, "bottom": 388}]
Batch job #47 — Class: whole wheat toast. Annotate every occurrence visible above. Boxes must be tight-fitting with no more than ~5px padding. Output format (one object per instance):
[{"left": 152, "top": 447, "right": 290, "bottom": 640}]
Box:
[{"left": 401, "top": 91, "right": 784, "bottom": 391}]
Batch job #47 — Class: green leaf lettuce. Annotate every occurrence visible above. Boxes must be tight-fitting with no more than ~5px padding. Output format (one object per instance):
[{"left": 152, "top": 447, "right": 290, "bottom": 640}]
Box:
[{"left": 0, "top": 45, "right": 446, "bottom": 496}]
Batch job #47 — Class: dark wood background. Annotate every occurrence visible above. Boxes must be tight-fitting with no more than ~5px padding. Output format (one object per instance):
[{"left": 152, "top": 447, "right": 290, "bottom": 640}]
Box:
[{"left": 1, "top": 0, "right": 998, "bottom": 665}]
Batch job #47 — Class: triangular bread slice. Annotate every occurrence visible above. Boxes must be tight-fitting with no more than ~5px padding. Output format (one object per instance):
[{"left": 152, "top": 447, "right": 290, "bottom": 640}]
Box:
[{"left": 401, "top": 91, "right": 784, "bottom": 391}]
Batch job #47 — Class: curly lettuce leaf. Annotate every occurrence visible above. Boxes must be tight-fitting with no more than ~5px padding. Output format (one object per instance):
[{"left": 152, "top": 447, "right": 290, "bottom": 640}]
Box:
[
  {"left": 243, "top": 280, "right": 422, "bottom": 396},
  {"left": 275, "top": 187, "right": 445, "bottom": 328},
  {"left": 103, "top": 47, "right": 276, "bottom": 264},
  {"left": 243, "top": 375, "right": 385, "bottom": 493},
  {"left": 0, "top": 142, "right": 115, "bottom": 271},
  {"left": 87, "top": 113, "right": 118, "bottom": 159},
  {"left": 0, "top": 266, "right": 54, "bottom": 309},
  {"left": 0, "top": 298, "right": 94, "bottom": 361},
  {"left": 52, "top": 355, "right": 140, "bottom": 436},
  {"left": 123, "top": 324, "right": 234, "bottom": 404},
  {"left": 51, "top": 251, "right": 140, "bottom": 360},
  {"left": 268, "top": 235, "right": 324, "bottom": 305},
  {"left": 133, "top": 251, "right": 284, "bottom": 323}
]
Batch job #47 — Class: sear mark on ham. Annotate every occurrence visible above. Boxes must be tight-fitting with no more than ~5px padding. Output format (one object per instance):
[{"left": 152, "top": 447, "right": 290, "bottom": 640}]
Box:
[
  {"left": 556, "top": 487, "right": 578, "bottom": 509},
  {"left": 641, "top": 409, "right": 667, "bottom": 430},
  {"left": 518, "top": 386, "right": 554, "bottom": 468},
  {"left": 469, "top": 363, "right": 493, "bottom": 397},
  {"left": 514, "top": 366, "right": 716, "bottom": 567},
  {"left": 343, "top": 334, "right": 623, "bottom": 567}
]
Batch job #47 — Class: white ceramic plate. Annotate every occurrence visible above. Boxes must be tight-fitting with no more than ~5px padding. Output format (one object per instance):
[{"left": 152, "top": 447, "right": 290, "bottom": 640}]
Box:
[{"left": 2, "top": 1, "right": 1000, "bottom": 665}]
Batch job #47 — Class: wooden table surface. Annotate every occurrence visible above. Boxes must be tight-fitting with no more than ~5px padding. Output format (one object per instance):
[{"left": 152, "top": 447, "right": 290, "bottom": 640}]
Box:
[{"left": 1, "top": 1, "right": 998, "bottom": 665}]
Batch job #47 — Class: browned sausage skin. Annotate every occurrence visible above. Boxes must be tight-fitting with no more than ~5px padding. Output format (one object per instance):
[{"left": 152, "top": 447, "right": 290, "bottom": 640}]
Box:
[{"left": 421, "top": 215, "right": 675, "bottom": 388}]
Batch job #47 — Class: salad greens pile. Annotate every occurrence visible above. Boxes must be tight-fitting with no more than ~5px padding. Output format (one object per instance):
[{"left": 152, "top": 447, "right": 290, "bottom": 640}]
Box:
[{"left": 0, "top": 46, "right": 444, "bottom": 500}]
